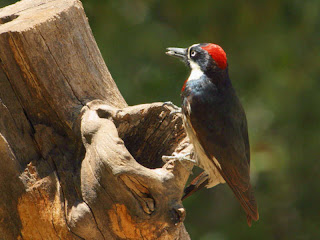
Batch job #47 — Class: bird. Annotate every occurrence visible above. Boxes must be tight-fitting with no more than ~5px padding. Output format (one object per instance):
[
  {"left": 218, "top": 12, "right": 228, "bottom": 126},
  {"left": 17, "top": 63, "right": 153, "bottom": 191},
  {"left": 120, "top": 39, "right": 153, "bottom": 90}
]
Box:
[{"left": 165, "top": 43, "right": 259, "bottom": 226}]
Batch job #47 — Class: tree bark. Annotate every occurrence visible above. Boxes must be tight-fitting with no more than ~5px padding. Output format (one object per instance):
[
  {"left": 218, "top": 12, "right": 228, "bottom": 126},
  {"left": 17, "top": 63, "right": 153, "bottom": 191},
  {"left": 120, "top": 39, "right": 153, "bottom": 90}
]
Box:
[{"left": 0, "top": 0, "right": 193, "bottom": 239}]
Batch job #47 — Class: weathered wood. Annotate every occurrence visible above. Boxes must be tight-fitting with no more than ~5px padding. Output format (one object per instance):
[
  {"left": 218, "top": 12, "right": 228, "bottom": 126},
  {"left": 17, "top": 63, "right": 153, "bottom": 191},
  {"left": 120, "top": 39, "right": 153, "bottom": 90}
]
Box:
[{"left": 0, "top": 0, "right": 193, "bottom": 239}]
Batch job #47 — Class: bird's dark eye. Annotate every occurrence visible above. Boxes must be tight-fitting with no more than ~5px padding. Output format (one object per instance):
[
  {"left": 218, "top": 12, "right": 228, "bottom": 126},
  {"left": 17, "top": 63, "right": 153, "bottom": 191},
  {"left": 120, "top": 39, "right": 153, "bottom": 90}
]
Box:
[{"left": 190, "top": 50, "right": 196, "bottom": 57}]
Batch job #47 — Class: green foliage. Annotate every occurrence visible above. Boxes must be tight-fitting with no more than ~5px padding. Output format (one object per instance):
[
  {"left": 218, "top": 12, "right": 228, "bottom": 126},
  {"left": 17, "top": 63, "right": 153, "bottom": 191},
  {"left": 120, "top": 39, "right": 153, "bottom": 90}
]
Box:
[
  {"left": 2, "top": 0, "right": 320, "bottom": 239},
  {"left": 0, "top": 0, "right": 16, "bottom": 8}
]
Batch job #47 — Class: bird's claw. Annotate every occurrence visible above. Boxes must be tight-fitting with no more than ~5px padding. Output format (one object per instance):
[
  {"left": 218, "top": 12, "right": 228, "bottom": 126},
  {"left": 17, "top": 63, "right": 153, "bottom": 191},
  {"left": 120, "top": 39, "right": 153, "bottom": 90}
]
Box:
[
  {"left": 163, "top": 101, "right": 182, "bottom": 115},
  {"left": 169, "top": 109, "right": 182, "bottom": 115},
  {"left": 162, "top": 152, "right": 196, "bottom": 173},
  {"left": 163, "top": 101, "right": 180, "bottom": 110}
]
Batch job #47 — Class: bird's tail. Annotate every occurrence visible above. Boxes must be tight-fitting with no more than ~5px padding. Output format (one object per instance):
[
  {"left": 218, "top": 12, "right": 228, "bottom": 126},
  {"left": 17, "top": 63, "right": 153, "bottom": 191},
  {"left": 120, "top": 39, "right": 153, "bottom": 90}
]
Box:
[
  {"left": 182, "top": 171, "right": 259, "bottom": 226},
  {"left": 182, "top": 171, "right": 209, "bottom": 201},
  {"left": 228, "top": 182, "right": 259, "bottom": 226}
]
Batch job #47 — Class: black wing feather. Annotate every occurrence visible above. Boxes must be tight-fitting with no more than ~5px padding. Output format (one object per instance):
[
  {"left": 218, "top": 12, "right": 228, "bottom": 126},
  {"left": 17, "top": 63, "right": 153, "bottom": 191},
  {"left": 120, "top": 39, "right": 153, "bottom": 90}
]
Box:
[{"left": 186, "top": 86, "right": 259, "bottom": 223}]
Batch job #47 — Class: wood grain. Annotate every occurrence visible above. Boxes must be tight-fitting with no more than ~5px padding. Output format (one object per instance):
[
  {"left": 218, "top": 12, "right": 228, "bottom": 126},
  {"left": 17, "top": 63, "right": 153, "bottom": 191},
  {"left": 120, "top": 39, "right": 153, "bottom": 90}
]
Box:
[{"left": 0, "top": 0, "right": 193, "bottom": 239}]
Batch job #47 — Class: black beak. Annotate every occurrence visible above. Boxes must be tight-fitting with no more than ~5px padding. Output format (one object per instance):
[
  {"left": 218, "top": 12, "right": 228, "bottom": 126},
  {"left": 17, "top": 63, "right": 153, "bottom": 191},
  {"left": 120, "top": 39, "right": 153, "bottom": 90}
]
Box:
[{"left": 166, "top": 47, "right": 187, "bottom": 61}]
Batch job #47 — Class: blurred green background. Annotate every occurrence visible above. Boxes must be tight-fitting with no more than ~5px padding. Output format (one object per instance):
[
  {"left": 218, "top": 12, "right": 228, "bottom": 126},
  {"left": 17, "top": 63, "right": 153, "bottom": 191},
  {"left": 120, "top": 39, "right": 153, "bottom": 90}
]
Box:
[{"left": 1, "top": 0, "right": 319, "bottom": 239}]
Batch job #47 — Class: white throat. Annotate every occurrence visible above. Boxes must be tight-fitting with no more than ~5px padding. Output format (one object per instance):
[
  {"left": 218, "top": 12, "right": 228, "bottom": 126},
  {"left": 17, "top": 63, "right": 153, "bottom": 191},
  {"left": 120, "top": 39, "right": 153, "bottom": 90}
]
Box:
[{"left": 188, "top": 60, "right": 204, "bottom": 81}]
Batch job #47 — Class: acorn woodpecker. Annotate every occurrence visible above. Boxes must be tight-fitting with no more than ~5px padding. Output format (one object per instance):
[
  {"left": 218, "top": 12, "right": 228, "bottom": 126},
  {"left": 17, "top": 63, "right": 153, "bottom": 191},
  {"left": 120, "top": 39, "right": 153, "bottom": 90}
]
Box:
[{"left": 165, "top": 43, "right": 259, "bottom": 226}]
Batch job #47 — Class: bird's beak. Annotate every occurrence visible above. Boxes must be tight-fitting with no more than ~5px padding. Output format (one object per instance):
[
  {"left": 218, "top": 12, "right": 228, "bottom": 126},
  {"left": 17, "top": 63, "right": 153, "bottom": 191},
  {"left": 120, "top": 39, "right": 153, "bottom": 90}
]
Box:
[{"left": 166, "top": 47, "right": 187, "bottom": 60}]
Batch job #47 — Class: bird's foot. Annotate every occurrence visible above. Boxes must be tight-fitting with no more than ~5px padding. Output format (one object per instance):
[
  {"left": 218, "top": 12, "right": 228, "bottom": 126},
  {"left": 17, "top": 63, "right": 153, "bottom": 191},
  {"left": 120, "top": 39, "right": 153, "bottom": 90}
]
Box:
[
  {"left": 162, "top": 152, "right": 196, "bottom": 173},
  {"left": 162, "top": 101, "right": 182, "bottom": 115}
]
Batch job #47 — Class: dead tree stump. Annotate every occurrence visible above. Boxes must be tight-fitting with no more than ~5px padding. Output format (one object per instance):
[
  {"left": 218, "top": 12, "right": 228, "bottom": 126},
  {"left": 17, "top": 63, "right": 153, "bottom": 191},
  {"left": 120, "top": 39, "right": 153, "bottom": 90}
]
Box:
[{"left": 0, "top": 0, "right": 193, "bottom": 239}]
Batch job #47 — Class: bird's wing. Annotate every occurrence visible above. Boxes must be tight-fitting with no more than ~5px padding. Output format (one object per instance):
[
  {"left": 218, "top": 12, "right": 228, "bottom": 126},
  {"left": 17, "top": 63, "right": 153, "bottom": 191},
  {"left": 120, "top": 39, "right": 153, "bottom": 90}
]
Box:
[{"left": 187, "top": 93, "right": 259, "bottom": 225}]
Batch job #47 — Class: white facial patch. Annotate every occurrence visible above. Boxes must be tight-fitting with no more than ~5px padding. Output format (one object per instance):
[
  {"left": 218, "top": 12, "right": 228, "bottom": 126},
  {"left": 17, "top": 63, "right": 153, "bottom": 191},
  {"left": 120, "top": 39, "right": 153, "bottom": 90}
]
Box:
[
  {"left": 187, "top": 43, "right": 204, "bottom": 82},
  {"left": 188, "top": 43, "right": 200, "bottom": 55},
  {"left": 188, "top": 60, "right": 204, "bottom": 81}
]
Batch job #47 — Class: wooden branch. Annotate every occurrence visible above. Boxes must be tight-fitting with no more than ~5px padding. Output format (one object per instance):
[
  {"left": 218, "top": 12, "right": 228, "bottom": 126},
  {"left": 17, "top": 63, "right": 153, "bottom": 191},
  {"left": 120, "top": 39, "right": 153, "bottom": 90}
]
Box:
[{"left": 0, "top": 0, "right": 193, "bottom": 239}]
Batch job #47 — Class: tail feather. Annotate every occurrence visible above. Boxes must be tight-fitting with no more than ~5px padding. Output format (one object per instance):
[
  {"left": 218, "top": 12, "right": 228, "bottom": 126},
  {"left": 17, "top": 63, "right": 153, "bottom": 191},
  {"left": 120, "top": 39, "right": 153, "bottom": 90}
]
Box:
[
  {"left": 247, "top": 214, "right": 252, "bottom": 227},
  {"left": 182, "top": 171, "right": 209, "bottom": 201},
  {"left": 182, "top": 171, "right": 259, "bottom": 226},
  {"left": 227, "top": 181, "right": 259, "bottom": 226}
]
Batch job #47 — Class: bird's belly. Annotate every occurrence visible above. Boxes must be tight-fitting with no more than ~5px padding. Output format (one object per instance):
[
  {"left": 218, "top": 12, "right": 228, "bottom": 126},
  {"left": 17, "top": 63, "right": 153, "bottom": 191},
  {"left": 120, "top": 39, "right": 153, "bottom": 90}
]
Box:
[{"left": 183, "top": 116, "right": 225, "bottom": 188}]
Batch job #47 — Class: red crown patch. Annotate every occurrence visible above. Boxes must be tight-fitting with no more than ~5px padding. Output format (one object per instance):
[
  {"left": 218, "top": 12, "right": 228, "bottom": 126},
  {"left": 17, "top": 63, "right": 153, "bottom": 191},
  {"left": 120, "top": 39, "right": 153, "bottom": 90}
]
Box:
[{"left": 201, "top": 43, "right": 227, "bottom": 69}]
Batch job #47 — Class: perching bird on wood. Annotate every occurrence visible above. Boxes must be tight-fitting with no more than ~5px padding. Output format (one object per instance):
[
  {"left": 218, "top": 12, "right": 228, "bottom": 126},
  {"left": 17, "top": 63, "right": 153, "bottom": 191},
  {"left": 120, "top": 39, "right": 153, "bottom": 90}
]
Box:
[{"left": 165, "top": 43, "right": 259, "bottom": 226}]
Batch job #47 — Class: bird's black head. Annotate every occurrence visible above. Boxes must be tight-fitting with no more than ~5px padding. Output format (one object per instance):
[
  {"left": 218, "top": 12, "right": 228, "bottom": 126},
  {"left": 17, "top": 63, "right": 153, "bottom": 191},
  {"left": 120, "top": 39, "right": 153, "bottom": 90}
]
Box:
[{"left": 166, "top": 43, "right": 228, "bottom": 78}]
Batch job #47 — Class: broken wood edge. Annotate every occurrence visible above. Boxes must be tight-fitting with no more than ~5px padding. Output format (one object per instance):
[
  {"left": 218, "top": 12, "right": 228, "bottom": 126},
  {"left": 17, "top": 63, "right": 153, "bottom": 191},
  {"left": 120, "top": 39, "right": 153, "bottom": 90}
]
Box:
[{"left": 75, "top": 100, "right": 194, "bottom": 239}]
